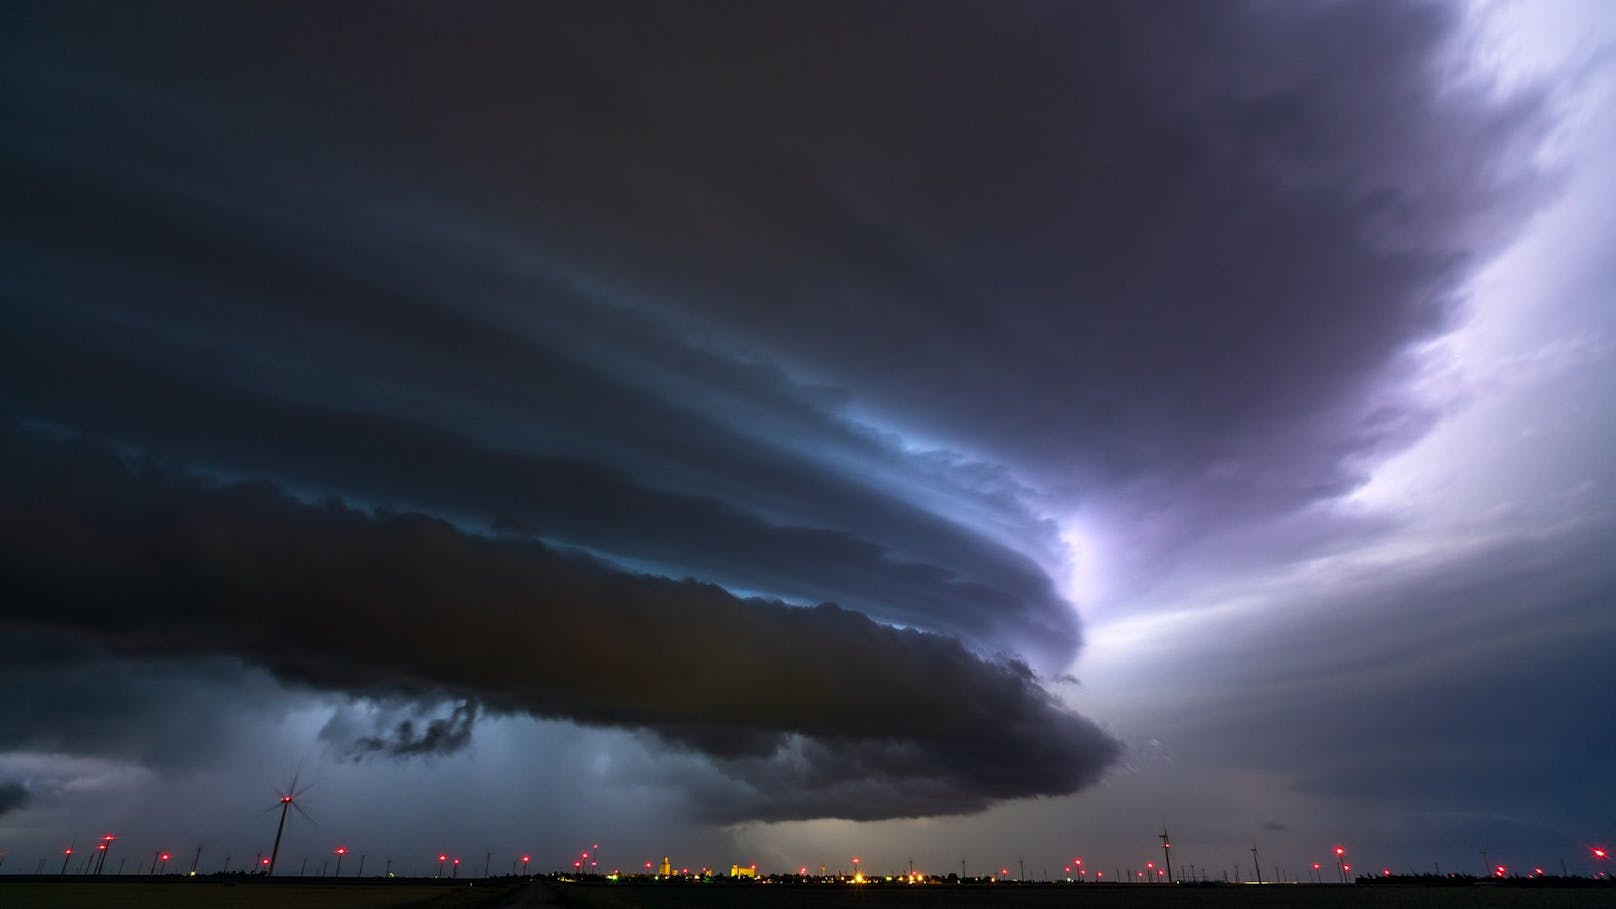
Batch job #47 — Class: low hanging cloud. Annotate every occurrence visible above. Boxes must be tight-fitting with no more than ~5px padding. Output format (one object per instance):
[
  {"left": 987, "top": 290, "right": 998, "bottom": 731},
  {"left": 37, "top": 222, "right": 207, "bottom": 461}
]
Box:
[
  {"left": 0, "top": 327, "right": 1081, "bottom": 673},
  {"left": 0, "top": 428, "right": 1118, "bottom": 820},
  {"left": 327, "top": 699, "right": 481, "bottom": 761},
  {"left": 0, "top": 780, "right": 31, "bottom": 817}
]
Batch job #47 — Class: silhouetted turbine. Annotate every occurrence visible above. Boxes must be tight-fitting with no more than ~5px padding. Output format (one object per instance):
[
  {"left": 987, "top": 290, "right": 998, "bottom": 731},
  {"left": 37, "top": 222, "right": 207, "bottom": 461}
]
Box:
[{"left": 265, "top": 767, "right": 314, "bottom": 875}]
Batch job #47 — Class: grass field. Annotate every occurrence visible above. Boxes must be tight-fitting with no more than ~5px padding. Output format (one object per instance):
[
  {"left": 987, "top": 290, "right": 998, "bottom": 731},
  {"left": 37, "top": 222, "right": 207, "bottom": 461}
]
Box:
[
  {"left": 551, "top": 881, "right": 1616, "bottom": 909},
  {"left": 0, "top": 879, "right": 524, "bottom": 909}
]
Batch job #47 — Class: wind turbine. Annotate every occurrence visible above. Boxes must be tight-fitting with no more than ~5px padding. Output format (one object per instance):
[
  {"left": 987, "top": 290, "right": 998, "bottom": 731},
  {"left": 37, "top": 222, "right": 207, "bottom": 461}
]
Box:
[
  {"left": 264, "top": 768, "right": 315, "bottom": 875},
  {"left": 1159, "top": 823, "right": 1173, "bottom": 884}
]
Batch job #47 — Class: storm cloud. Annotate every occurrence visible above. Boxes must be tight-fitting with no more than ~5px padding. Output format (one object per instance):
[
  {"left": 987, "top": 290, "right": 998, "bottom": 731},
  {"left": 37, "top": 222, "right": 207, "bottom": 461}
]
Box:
[
  {"left": 337, "top": 700, "right": 482, "bottom": 761},
  {"left": 1, "top": 0, "right": 1605, "bottom": 866},
  {"left": 0, "top": 429, "right": 1117, "bottom": 820},
  {"left": 3, "top": 0, "right": 1547, "bottom": 627},
  {"left": 0, "top": 781, "right": 30, "bottom": 818}
]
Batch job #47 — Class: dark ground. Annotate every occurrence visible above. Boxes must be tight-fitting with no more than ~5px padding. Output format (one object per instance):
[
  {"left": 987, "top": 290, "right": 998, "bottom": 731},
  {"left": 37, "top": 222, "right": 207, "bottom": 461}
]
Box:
[
  {"left": 551, "top": 880, "right": 1616, "bottom": 909},
  {"left": 5, "top": 878, "right": 1616, "bottom": 909},
  {"left": 0, "top": 876, "right": 542, "bottom": 909}
]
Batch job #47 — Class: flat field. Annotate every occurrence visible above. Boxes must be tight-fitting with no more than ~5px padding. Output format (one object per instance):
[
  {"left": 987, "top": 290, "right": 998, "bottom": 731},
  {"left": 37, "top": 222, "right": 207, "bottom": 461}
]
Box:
[
  {"left": 0, "top": 878, "right": 526, "bottom": 909},
  {"left": 8, "top": 879, "right": 1616, "bottom": 909},
  {"left": 551, "top": 881, "right": 1616, "bottom": 909}
]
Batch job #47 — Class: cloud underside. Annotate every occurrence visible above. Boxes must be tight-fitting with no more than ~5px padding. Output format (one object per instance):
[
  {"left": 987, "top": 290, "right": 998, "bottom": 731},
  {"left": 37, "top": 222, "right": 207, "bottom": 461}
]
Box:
[
  {"left": 0, "top": 430, "right": 1117, "bottom": 822},
  {"left": 0, "top": 780, "right": 30, "bottom": 817}
]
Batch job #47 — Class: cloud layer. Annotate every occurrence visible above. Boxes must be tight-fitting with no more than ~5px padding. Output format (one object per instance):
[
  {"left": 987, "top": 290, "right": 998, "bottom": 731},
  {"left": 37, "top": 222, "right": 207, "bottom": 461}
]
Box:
[{"left": 0, "top": 429, "right": 1116, "bottom": 821}]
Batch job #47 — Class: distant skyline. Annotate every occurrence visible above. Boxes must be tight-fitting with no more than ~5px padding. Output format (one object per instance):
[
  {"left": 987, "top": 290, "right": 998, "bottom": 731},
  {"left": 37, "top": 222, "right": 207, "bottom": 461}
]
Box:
[{"left": 2, "top": 0, "right": 1614, "bottom": 884}]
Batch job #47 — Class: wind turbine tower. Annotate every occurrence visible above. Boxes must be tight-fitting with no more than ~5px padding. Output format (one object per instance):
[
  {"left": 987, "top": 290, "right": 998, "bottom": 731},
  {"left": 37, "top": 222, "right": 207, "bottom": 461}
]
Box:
[
  {"left": 1159, "top": 824, "right": 1174, "bottom": 883},
  {"left": 266, "top": 770, "right": 312, "bottom": 875}
]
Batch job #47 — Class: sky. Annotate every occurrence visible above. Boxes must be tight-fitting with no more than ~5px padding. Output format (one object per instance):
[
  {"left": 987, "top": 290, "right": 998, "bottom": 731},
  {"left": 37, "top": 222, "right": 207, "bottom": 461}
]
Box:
[{"left": 2, "top": 0, "right": 1614, "bottom": 883}]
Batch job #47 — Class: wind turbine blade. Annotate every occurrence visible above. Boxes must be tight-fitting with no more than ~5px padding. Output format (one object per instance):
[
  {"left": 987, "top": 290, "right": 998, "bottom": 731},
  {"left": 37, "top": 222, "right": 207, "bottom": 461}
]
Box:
[{"left": 291, "top": 800, "right": 316, "bottom": 825}]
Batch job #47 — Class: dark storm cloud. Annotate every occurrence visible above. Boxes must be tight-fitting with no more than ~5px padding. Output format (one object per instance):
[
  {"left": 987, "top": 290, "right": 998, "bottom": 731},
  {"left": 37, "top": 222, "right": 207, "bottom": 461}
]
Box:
[
  {"left": 3, "top": 26, "right": 1084, "bottom": 668},
  {"left": 0, "top": 429, "right": 1118, "bottom": 820},
  {"left": 0, "top": 781, "right": 31, "bottom": 817},
  {"left": 340, "top": 700, "right": 481, "bottom": 761},
  {"left": 1111, "top": 514, "right": 1616, "bottom": 846},
  {"left": 0, "top": 326, "right": 1074, "bottom": 668},
  {"left": 0, "top": 631, "right": 291, "bottom": 770},
  {"left": 4, "top": 0, "right": 1549, "bottom": 625}
]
